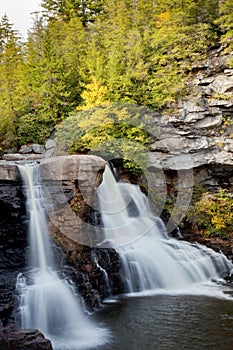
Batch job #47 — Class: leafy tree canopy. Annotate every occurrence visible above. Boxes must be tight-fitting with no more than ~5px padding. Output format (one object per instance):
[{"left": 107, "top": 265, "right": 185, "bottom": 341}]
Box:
[{"left": 0, "top": 0, "right": 232, "bottom": 152}]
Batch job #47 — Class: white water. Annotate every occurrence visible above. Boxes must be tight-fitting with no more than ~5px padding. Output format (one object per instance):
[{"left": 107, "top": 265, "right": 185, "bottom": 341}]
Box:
[
  {"left": 17, "top": 164, "right": 108, "bottom": 350},
  {"left": 97, "top": 166, "right": 233, "bottom": 295}
]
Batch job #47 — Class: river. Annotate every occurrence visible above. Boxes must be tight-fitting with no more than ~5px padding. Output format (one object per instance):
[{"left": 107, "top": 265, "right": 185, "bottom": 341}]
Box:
[{"left": 94, "top": 293, "right": 233, "bottom": 350}]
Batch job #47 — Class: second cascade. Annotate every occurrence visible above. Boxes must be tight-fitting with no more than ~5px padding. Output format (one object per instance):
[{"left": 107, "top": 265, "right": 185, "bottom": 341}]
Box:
[{"left": 96, "top": 166, "right": 233, "bottom": 294}]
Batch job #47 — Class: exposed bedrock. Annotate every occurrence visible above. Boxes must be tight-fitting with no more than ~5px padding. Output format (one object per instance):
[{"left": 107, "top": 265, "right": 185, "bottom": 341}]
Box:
[
  {"left": 0, "top": 163, "right": 26, "bottom": 328},
  {"left": 39, "top": 155, "right": 125, "bottom": 308}
]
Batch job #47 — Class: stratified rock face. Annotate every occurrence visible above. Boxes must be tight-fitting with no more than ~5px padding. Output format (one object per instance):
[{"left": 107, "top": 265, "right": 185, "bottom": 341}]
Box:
[
  {"left": 0, "top": 329, "right": 53, "bottom": 350},
  {"left": 148, "top": 51, "right": 233, "bottom": 174}
]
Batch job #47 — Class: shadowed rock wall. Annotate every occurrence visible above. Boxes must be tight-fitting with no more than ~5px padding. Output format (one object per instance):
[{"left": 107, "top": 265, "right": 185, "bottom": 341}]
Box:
[{"left": 0, "top": 163, "right": 27, "bottom": 328}]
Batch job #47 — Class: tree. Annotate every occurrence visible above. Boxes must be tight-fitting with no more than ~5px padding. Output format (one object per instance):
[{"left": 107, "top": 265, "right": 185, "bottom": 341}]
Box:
[
  {"left": 41, "top": 0, "right": 104, "bottom": 26},
  {"left": 17, "top": 15, "right": 70, "bottom": 145},
  {"left": 152, "top": 0, "right": 219, "bottom": 26},
  {"left": 215, "top": 0, "right": 233, "bottom": 52},
  {"left": 0, "top": 15, "right": 24, "bottom": 148},
  {"left": 57, "top": 16, "right": 87, "bottom": 104},
  {"left": 83, "top": 0, "right": 155, "bottom": 105},
  {"left": 77, "top": 76, "right": 109, "bottom": 109},
  {"left": 85, "top": 0, "right": 217, "bottom": 109},
  {"left": 189, "top": 189, "right": 233, "bottom": 239},
  {"left": 54, "top": 103, "right": 151, "bottom": 173},
  {"left": 17, "top": 11, "right": 90, "bottom": 145},
  {"left": 145, "top": 6, "right": 217, "bottom": 108},
  {"left": 0, "top": 0, "right": 227, "bottom": 150}
]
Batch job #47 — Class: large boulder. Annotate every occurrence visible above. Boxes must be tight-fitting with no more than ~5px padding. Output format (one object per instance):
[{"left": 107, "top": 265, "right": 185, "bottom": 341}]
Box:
[{"left": 39, "top": 154, "right": 106, "bottom": 182}]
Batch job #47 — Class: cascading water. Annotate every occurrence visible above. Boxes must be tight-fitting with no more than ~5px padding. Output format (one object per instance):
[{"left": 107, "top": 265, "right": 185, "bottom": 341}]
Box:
[
  {"left": 97, "top": 166, "right": 233, "bottom": 295},
  {"left": 17, "top": 163, "right": 108, "bottom": 350}
]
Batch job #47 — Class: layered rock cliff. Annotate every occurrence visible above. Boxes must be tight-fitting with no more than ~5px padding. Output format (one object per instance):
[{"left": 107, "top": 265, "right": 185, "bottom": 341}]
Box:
[
  {"left": 146, "top": 48, "right": 233, "bottom": 254},
  {"left": 148, "top": 49, "right": 233, "bottom": 176}
]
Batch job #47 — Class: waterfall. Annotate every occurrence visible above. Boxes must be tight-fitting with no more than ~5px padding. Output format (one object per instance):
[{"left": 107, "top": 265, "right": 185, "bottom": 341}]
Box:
[
  {"left": 17, "top": 163, "right": 108, "bottom": 350},
  {"left": 97, "top": 166, "right": 233, "bottom": 294}
]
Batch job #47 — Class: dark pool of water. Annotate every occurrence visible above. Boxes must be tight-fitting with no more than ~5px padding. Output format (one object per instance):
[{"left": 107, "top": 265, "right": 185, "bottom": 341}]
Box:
[{"left": 94, "top": 293, "right": 233, "bottom": 350}]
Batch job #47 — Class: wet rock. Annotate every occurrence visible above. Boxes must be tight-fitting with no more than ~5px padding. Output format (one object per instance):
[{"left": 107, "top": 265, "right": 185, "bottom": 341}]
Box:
[
  {"left": 49, "top": 223, "right": 124, "bottom": 309},
  {"left": 205, "top": 74, "right": 233, "bottom": 95},
  {"left": 18, "top": 144, "right": 44, "bottom": 156},
  {"left": 0, "top": 182, "right": 26, "bottom": 268},
  {"left": 0, "top": 178, "right": 27, "bottom": 327},
  {"left": 0, "top": 296, "right": 14, "bottom": 328},
  {"left": 43, "top": 148, "right": 55, "bottom": 159},
  {"left": 181, "top": 226, "right": 233, "bottom": 261},
  {"left": 0, "top": 329, "right": 53, "bottom": 350},
  {"left": 40, "top": 155, "right": 106, "bottom": 183},
  {"left": 195, "top": 115, "right": 222, "bottom": 128}
]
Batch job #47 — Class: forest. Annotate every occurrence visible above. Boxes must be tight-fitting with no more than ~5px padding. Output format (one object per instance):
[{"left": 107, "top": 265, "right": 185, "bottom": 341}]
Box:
[{"left": 0, "top": 0, "right": 233, "bottom": 152}]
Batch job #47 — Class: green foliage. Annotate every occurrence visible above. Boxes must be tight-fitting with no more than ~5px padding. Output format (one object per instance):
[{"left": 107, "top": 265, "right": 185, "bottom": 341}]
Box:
[
  {"left": 215, "top": 0, "right": 233, "bottom": 52},
  {"left": 188, "top": 189, "right": 233, "bottom": 239},
  {"left": 14, "top": 14, "right": 85, "bottom": 147},
  {"left": 54, "top": 103, "right": 151, "bottom": 173},
  {"left": 146, "top": 18, "right": 216, "bottom": 107},
  {"left": 82, "top": 0, "right": 218, "bottom": 109},
  {"left": 41, "top": 0, "right": 104, "bottom": 26},
  {"left": 17, "top": 112, "right": 52, "bottom": 145},
  {"left": 77, "top": 76, "right": 109, "bottom": 109},
  {"left": 0, "top": 15, "right": 24, "bottom": 148},
  {"left": 0, "top": 0, "right": 232, "bottom": 150}
]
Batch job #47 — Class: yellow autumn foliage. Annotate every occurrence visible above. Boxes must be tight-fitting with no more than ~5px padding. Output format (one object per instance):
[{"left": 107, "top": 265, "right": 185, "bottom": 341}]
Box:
[
  {"left": 193, "top": 189, "right": 233, "bottom": 239},
  {"left": 156, "top": 11, "right": 171, "bottom": 28},
  {"left": 77, "top": 76, "right": 109, "bottom": 111}
]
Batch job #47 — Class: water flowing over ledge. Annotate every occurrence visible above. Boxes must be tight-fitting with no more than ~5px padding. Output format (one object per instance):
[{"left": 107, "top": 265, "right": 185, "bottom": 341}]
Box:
[
  {"left": 17, "top": 163, "right": 108, "bottom": 350},
  {"left": 8, "top": 158, "right": 233, "bottom": 350},
  {"left": 97, "top": 166, "right": 233, "bottom": 296}
]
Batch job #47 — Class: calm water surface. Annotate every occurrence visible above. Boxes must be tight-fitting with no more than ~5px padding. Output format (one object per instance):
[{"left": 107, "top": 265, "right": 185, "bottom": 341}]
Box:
[{"left": 94, "top": 293, "right": 233, "bottom": 350}]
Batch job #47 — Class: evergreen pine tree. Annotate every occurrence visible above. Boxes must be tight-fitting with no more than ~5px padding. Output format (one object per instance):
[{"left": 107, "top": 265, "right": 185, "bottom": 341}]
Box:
[{"left": 0, "top": 15, "right": 24, "bottom": 148}]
